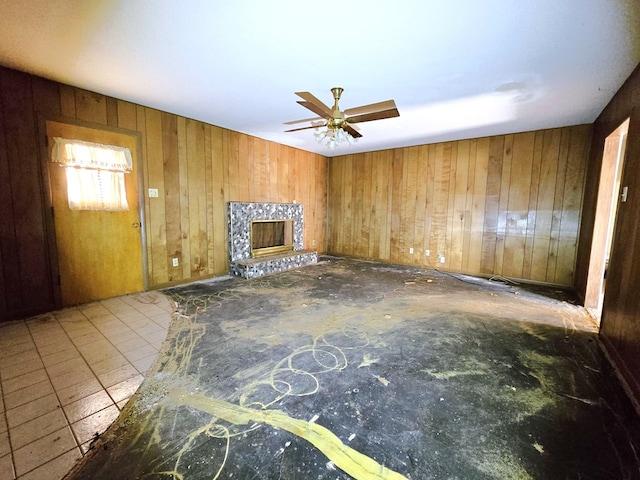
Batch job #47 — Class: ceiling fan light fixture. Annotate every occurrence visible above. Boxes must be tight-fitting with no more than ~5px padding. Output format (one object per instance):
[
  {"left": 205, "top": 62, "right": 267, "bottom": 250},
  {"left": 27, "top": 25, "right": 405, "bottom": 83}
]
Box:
[
  {"left": 314, "top": 125, "right": 357, "bottom": 149},
  {"left": 286, "top": 87, "right": 396, "bottom": 150},
  {"left": 314, "top": 129, "right": 327, "bottom": 142}
]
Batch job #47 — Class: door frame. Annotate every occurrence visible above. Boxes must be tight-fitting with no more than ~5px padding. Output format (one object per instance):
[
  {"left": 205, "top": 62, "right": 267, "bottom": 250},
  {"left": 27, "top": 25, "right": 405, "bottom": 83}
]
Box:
[
  {"left": 584, "top": 118, "right": 629, "bottom": 324},
  {"left": 37, "top": 114, "right": 148, "bottom": 309}
]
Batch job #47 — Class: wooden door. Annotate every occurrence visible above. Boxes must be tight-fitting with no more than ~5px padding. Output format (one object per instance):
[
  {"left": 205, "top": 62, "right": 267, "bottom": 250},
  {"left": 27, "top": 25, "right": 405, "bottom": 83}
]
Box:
[{"left": 46, "top": 121, "right": 144, "bottom": 306}]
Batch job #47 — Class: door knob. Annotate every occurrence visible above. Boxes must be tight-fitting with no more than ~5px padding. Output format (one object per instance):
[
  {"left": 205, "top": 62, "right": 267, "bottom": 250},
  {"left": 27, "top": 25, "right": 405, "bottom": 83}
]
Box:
[{"left": 132, "top": 222, "right": 141, "bottom": 228}]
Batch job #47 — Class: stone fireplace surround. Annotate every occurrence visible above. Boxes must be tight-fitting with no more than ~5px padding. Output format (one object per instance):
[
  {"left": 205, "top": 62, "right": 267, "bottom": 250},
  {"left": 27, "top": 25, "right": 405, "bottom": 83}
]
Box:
[{"left": 227, "top": 202, "right": 317, "bottom": 279}]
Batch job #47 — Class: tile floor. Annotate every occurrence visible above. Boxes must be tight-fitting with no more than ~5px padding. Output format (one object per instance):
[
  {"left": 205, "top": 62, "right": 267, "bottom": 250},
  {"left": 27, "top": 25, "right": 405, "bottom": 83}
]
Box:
[{"left": 0, "top": 291, "right": 174, "bottom": 480}]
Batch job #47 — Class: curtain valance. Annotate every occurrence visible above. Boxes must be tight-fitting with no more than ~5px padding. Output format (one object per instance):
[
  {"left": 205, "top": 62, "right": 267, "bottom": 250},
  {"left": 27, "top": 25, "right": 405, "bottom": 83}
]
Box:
[{"left": 51, "top": 137, "right": 133, "bottom": 172}]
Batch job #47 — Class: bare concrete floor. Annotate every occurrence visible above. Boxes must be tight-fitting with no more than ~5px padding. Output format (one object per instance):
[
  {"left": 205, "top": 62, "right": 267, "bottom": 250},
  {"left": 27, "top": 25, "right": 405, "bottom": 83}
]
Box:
[{"left": 66, "top": 256, "right": 640, "bottom": 479}]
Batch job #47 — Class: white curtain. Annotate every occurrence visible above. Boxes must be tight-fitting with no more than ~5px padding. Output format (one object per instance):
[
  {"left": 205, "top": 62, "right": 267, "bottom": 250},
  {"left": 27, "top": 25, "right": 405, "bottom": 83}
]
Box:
[{"left": 51, "top": 137, "right": 132, "bottom": 211}]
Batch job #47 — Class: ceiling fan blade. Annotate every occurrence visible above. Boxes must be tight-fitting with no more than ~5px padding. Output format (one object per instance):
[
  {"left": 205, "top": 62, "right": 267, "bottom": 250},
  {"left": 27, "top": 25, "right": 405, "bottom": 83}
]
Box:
[
  {"left": 284, "top": 124, "right": 323, "bottom": 133},
  {"left": 284, "top": 116, "right": 323, "bottom": 125},
  {"left": 297, "top": 100, "right": 334, "bottom": 120},
  {"left": 344, "top": 99, "right": 397, "bottom": 116},
  {"left": 295, "top": 91, "right": 333, "bottom": 117},
  {"left": 344, "top": 124, "right": 363, "bottom": 138},
  {"left": 346, "top": 107, "right": 400, "bottom": 124}
]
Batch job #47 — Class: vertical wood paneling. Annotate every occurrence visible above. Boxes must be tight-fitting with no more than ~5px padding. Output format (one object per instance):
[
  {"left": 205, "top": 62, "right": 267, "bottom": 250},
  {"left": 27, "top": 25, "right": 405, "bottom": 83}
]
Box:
[
  {"left": 467, "top": 137, "right": 489, "bottom": 273},
  {"left": 144, "top": 108, "right": 168, "bottom": 285},
  {"left": 161, "top": 112, "right": 182, "bottom": 282},
  {"left": 210, "top": 126, "right": 227, "bottom": 275},
  {"left": 0, "top": 65, "right": 328, "bottom": 321},
  {"left": 75, "top": 88, "right": 108, "bottom": 124},
  {"left": 328, "top": 126, "right": 591, "bottom": 285},
  {"left": 556, "top": 126, "right": 589, "bottom": 285},
  {"left": 575, "top": 63, "right": 640, "bottom": 405},
  {"left": 0, "top": 69, "right": 53, "bottom": 318},
  {"left": 502, "top": 133, "right": 534, "bottom": 278}
]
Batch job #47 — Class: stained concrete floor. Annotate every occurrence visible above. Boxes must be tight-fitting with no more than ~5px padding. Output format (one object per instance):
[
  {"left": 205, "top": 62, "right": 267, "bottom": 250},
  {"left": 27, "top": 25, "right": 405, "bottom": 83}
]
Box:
[{"left": 66, "top": 256, "right": 640, "bottom": 479}]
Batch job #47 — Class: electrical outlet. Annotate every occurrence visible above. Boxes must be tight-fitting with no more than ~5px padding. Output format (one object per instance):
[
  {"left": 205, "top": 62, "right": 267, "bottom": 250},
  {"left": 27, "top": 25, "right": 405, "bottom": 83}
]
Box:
[
  {"left": 312, "top": 239, "right": 316, "bottom": 246},
  {"left": 172, "top": 257, "right": 179, "bottom": 267},
  {"left": 425, "top": 249, "right": 430, "bottom": 257},
  {"left": 439, "top": 255, "right": 445, "bottom": 264},
  {"left": 409, "top": 247, "right": 414, "bottom": 254},
  {"left": 148, "top": 188, "right": 159, "bottom": 198}
]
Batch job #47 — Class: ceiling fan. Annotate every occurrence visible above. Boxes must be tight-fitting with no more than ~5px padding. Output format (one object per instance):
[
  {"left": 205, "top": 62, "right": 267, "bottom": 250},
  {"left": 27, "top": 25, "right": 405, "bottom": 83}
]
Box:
[{"left": 284, "top": 87, "right": 399, "bottom": 147}]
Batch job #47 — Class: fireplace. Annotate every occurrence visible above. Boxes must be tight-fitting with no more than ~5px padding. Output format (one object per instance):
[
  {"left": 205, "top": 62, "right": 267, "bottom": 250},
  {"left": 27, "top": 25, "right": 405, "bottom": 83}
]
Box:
[
  {"left": 227, "top": 202, "right": 317, "bottom": 279},
  {"left": 251, "top": 219, "right": 293, "bottom": 257}
]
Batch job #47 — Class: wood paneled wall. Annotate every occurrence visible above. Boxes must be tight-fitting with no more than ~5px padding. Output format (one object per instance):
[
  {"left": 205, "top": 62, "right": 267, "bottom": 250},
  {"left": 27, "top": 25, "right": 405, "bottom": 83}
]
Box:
[
  {"left": 576, "top": 62, "right": 640, "bottom": 405},
  {"left": 0, "top": 66, "right": 327, "bottom": 321},
  {"left": 328, "top": 126, "right": 591, "bottom": 286}
]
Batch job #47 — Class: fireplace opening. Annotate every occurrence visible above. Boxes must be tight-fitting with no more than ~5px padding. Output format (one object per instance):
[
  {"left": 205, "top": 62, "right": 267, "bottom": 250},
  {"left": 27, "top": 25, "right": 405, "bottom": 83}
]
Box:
[{"left": 251, "top": 219, "right": 294, "bottom": 258}]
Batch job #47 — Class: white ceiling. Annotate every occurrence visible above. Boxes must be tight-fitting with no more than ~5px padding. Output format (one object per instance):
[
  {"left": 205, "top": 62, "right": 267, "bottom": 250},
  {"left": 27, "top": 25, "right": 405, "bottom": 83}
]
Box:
[{"left": 1, "top": 1, "right": 639, "bottom": 157}]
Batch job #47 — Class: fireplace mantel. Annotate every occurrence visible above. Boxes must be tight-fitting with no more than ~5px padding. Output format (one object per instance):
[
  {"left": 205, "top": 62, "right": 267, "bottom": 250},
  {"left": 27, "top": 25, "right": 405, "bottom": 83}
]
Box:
[{"left": 227, "top": 202, "right": 317, "bottom": 278}]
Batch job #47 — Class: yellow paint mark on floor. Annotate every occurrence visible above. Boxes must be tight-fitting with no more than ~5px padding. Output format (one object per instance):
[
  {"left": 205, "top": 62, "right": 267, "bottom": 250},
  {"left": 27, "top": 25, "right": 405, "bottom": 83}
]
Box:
[{"left": 170, "top": 389, "right": 408, "bottom": 480}]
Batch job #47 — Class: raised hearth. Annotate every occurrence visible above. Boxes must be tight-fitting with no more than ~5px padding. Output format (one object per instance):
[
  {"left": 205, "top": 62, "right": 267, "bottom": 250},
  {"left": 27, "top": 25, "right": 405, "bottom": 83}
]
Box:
[{"left": 227, "top": 202, "right": 317, "bottom": 279}]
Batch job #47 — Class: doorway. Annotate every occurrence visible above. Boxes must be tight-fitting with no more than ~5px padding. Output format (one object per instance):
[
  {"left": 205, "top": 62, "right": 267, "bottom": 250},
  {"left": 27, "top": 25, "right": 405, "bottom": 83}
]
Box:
[
  {"left": 584, "top": 118, "right": 629, "bottom": 324},
  {"left": 46, "top": 120, "right": 145, "bottom": 306}
]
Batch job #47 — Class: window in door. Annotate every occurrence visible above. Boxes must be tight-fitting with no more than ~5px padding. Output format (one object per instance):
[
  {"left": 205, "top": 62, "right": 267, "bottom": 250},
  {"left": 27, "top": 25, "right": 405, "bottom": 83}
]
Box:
[{"left": 51, "top": 137, "right": 133, "bottom": 211}]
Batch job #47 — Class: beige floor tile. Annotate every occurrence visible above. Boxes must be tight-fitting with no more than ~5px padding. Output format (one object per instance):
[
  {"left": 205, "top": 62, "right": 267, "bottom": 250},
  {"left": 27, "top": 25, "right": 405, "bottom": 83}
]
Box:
[
  {"left": 88, "top": 354, "right": 130, "bottom": 376},
  {"left": 0, "top": 349, "right": 40, "bottom": 370},
  {"left": 0, "top": 453, "right": 15, "bottom": 480},
  {"left": 134, "top": 322, "right": 166, "bottom": 338},
  {"left": 27, "top": 321, "right": 64, "bottom": 336},
  {"left": 59, "top": 320, "right": 96, "bottom": 337},
  {"left": 40, "top": 347, "right": 82, "bottom": 368},
  {"left": 70, "top": 405, "right": 119, "bottom": 445},
  {"left": 112, "top": 334, "right": 147, "bottom": 352},
  {"left": 18, "top": 447, "right": 81, "bottom": 480},
  {"left": 97, "top": 364, "right": 139, "bottom": 388},
  {"left": 0, "top": 430, "right": 10, "bottom": 458},
  {"left": 9, "top": 409, "right": 68, "bottom": 450},
  {"left": 123, "top": 344, "right": 157, "bottom": 363},
  {"left": 104, "top": 330, "right": 140, "bottom": 347},
  {"left": 132, "top": 354, "right": 158, "bottom": 374},
  {"left": 0, "top": 341, "right": 36, "bottom": 361},
  {"left": 3, "top": 379, "right": 54, "bottom": 411},
  {"left": 47, "top": 357, "right": 95, "bottom": 391},
  {"left": 5, "top": 393, "right": 60, "bottom": 429},
  {"left": 78, "top": 305, "right": 111, "bottom": 321},
  {"left": 12, "top": 426, "right": 76, "bottom": 477},
  {"left": 88, "top": 312, "right": 121, "bottom": 325},
  {"left": 31, "top": 331, "right": 69, "bottom": 350},
  {"left": 106, "top": 375, "right": 143, "bottom": 404},
  {"left": 118, "top": 311, "right": 153, "bottom": 323},
  {"left": 45, "top": 358, "right": 89, "bottom": 380},
  {"left": 116, "top": 397, "right": 130, "bottom": 410},
  {"left": 137, "top": 304, "right": 169, "bottom": 318},
  {"left": 0, "top": 292, "right": 171, "bottom": 480},
  {"left": 69, "top": 330, "right": 106, "bottom": 346},
  {"left": 1, "top": 369, "right": 48, "bottom": 395},
  {"left": 49, "top": 368, "right": 95, "bottom": 392},
  {"left": 0, "top": 357, "right": 43, "bottom": 382},
  {"left": 25, "top": 313, "right": 59, "bottom": 330},
  {"left": 56, "top": 378, "right": 103, "bottom": 407},
  {"left": 150, "top": 314, "right": 172, "bottom": 328},
  {"left": 0, "top": 322, "right": 29, "bottom": 342},
  {"left": 31, "top": 337, "right": 75, "bottom": 358},
  {"left": 98, "top": 326, "right": 133, "bottom": 340},
  {"left": 63, "top": 390, "right": 114, "bottom": 424},
  {"left": 143, "top": 330, "right": 169, "bottom": 345},
  {"left": 76, "top": 342, "right": 120, "bottom": 364},
  {"left": 51, "top": 307, "right": 84, "bottom": 321}
]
